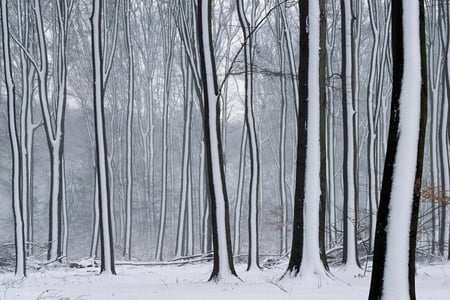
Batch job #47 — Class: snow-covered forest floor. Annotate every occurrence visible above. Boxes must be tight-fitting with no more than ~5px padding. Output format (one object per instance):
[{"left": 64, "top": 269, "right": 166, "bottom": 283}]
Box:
[{"left": 0, "top": 260, "right": 448, "bottom": 299}]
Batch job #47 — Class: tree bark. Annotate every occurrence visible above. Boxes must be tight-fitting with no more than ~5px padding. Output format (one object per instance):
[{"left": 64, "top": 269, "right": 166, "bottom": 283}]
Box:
[
  {"left": 91, "top": 0, "right": 116, "bottom": 275},
  {"left": 1, "top": 0, "right": 26, "bottom": 277},
  {"left": 197, "top": 0, "right": 238, "bottom": 281},
  {"left": 368, "top": 0, "right": 426, "bottom": 298}
]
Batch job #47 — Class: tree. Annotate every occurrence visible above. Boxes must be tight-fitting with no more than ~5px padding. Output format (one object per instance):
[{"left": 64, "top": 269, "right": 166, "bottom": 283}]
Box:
[
  {"left": 284, "top": 0, "right": 328, "bottom": 278},
  {"left": 276, "top": 0, "right": 288, "bottom": 256},
  {"left": 175, "top": 44, "right": 195, "bottom": 258},
  {"left": 197, "top": 0, "right": 238, "bottom": 281},
  {"left": 91, "top": 0, "right": 116, "bottom": 275},
  {"left": 155, "top": 1, "right": 175, "bottom": 262},
  {"left": 368, "top": 0, "right": 427, "bottom": 298},
  {"left": 28, "top": 0, "right": 74, "bottom": 262},
  {"left": 236, "top": 0, "right": 261, "bottom": 272},
  {"left": 1, "top": 0, "right": 26, "bottom": 278},
  {"left": 340, "top": 0, "right": 360, "bottom": 271},
  {"left": 123, "top": 0, "right": 134, "bottom": 261},
  {"left": 16, "top": 0, "right": 37, "bottom": 257}
]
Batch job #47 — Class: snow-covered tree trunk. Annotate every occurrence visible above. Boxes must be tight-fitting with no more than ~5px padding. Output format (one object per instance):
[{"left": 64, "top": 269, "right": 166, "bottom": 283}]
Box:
[
  {"left": 368, "top": 0, "right": 427, "bottom": 298},
  {"left": 91, "top": 0, "right": 116, "bottom": 275},
  {"left": 123, "top": 0, "right": 134, "bottom": 261},
  {"left": 197, "top": 0, "right": 238, "bottom": 281},
  {"left": 236, "top": 0, "right": 261, "bottom": 272},
  {"left": 285, "top": 0, "right": 328, "bottom": 279},
  {"left": 32, "top": 0, "right": 73, "bottom": 263},
  {"left": 17, "top": 0, "right": 35, "bottom": 257},
  {"left": 1, "top": 0, "right": 26, "bottom": 278}
]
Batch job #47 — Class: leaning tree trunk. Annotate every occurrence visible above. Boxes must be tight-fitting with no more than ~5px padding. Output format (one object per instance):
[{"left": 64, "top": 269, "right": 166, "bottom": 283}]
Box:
[{"left": 368, "top": 0, "right": 427, "bottom": 298}]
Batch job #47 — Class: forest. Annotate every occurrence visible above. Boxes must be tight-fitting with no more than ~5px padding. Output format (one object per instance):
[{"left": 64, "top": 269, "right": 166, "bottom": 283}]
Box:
[{"left": 0, "top": 0, "right": 449, "bottom": 299}]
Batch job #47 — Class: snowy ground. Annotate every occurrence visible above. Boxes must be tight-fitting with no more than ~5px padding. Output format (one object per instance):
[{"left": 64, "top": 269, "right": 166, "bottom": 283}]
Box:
[{"left": 0, "top": 261, "right": 448, "bottom": 299}]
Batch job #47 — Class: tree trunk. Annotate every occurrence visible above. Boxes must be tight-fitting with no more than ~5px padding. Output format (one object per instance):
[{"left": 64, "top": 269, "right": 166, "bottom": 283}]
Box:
[
  {"left": 155, "top": 3, "right": 175, "bottom": 260},
  {"left": 285, "top": 0, "right": 328, "bottom": 279},
  {"left": 236, "top": 0, "right": 261, "bottom": 271},
  {"left": 368, "top": 0, "right": 426, "bottom": 298},
  {"left": 340, "top": 0, "right": 360, "bottom": 270},
  {"left": 123, "top": 0, "right": 134, "bottom": 261},
  {"left": 197, "top": 0, "right": 238, "bottom": 281},
  {"left": 276, "top": 3, "right": 288, "bottom": 256},
  {"left": 176, "top": 48, "right": 194, "bottom": 258},
  {"left": 1, "top": 0, "right": 26, "bottom": 277},
  {"left": 91, "top": 0, "right": 116, "bottom": 275}
]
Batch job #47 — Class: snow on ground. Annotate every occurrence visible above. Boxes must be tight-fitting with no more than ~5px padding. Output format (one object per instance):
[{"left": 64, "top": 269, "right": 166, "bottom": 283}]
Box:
[{"left": 0, "top": 261, "right": 448, "bottom": 300}]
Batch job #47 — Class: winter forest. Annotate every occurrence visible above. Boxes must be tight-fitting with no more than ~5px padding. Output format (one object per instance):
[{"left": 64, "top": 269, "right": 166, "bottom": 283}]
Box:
[{"left": 0, "top": 0, "right": 449, "bottom": 299}]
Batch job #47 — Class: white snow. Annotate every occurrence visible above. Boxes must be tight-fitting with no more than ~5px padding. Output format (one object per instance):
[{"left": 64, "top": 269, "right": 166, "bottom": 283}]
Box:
[
  {"left": 383, "top": 1, "right": 423, "bottom": 299},
  {"left": 0, "top": 262, "right": 448, "bottom": 299}
]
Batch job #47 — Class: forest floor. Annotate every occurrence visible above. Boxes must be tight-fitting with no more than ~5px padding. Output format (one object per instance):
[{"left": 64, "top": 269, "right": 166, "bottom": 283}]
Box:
[{"left": 0, "top": 259, "right": 448, "bottom": 299}]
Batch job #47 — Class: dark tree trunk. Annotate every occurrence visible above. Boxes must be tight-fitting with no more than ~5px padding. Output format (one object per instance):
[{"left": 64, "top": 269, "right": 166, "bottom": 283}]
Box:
[
  {"left": 286, "top": 0, "right": 308, "bottom": 275},
  {"left": 369, "top": 1, "right": 404, "bottom": 297},
  {"left": 318, "top": 0, "right": 329, "bottom": 270}
]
